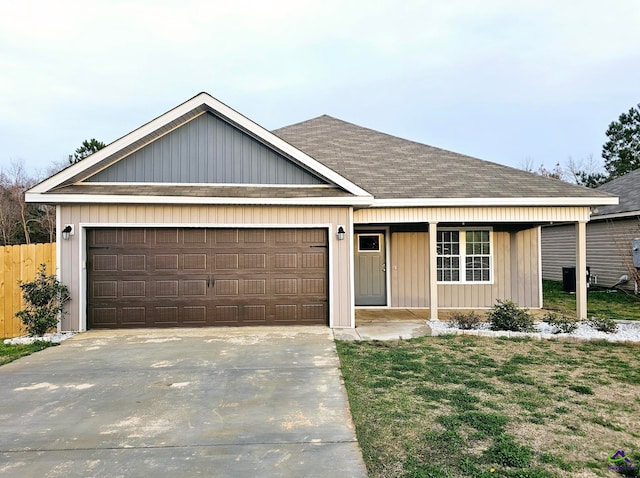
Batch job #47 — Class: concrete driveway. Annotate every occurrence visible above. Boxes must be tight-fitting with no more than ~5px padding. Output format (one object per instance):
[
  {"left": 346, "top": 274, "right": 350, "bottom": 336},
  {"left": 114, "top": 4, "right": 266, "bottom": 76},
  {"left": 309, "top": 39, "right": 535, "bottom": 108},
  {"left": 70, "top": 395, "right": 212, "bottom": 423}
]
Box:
[{"left": 0, "top": 327, "right": 367, "bottom": 477}]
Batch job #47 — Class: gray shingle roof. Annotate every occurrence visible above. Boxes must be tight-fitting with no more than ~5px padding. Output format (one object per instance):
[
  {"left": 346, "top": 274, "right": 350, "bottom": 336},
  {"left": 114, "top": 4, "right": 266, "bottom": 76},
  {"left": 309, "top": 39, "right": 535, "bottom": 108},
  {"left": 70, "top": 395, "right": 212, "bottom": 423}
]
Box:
[
  {"left": 273, "top": 115, "right": 614, "bottom": 201},
  {"left": 594, "top": 168, "right": 640, "bottom": 216}
]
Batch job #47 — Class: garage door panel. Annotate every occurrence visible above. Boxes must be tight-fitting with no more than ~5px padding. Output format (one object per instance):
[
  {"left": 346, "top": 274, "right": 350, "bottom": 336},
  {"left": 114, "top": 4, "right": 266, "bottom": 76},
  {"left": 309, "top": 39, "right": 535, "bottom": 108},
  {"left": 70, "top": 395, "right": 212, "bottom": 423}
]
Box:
[
  {"left": 93, "top": 281, "right": 117, "bottom": 299},
  {"left": 93, "top": 255, "right": 118, "bottom": 271},
  {"left": 122, "top": 255, "right": 146, "bottom": 271},
  {"left": 215, "top": 253, "right": 239, "bottom": 270},
  {"left": 183, "top": 306, "right": 207, "bottom": 325},
  {"left": 155, "top": 229, "right": 179, "bottom": 244},
  {"left": 122, "top": 281, "right": 146, "bottom": 297},
  {"left": 87, "top": 228, "right": 328, "bottom": 328},
  {"left": 122, "top": 229, "right": 146, "bottom": 244},
  {"left": 91, "top": 308, "right": 118, "bottom": 327},
  {"left": 121, "top": 307, "right": 146, "bottom": 326},
  {"left": 183, "top": 280, "right": 207, "bottom": 296},
  {"left": 183, "top": 229, "right": 207, "bottom": 244},
  {"left": 244, "top": 253, "right": 266, "bottom": 269},
  {"left": 214, "top": 306, "right": 240, "bottom": 324},
  {"left": 155, "top": 307, "right": 179, "bottom": 324}
]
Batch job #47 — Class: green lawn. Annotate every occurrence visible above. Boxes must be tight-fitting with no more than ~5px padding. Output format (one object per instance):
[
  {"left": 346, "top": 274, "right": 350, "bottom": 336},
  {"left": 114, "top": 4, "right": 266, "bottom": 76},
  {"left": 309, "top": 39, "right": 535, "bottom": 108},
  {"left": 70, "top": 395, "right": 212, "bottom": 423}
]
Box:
[
  {"left": 337, "top": 336, "right": 640, "bottom": 477},
  {"left": 0, "top": 341, "right": 56, "bottom": 366},
  {"left": 543, "top": 280, "right": 640, "bottom": 321}
]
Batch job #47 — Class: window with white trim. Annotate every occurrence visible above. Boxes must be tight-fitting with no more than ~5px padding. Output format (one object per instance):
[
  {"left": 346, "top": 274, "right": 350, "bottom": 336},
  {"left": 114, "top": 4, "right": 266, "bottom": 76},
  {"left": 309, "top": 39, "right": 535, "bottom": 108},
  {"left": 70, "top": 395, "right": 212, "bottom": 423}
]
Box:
[{"left": 437, "top": 229, "right": 492, "bottom": 283}]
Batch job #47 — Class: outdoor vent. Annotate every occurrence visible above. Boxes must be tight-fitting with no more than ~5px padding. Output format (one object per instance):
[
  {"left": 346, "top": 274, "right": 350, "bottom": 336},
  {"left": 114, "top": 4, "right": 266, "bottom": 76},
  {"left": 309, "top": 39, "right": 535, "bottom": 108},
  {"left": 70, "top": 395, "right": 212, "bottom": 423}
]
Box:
[{"left": 632, "top": 238, "right": 640, "bottom": 268}]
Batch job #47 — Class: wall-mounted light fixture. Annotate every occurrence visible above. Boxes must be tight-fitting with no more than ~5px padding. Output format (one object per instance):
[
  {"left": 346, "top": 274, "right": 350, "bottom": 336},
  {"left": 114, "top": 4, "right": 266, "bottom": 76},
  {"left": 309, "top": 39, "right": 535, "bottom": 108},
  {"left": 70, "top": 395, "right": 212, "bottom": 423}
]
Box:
[
  {"left": 61, "top": 224, "right": 73, "bottom": 241},
  {"left": 336, "top": 225, "right": 346, "bottom": 241}
]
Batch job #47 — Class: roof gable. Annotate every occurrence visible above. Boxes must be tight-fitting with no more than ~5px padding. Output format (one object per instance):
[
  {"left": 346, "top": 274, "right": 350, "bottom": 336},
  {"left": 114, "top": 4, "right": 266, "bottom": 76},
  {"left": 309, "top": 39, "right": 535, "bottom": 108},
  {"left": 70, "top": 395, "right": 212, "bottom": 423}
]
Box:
[
  {"left": 27, "top": 93, "right": 372, "bottom": 205},
  {"left": 86, "top": 112, "right": 324, "bottom": 185}
]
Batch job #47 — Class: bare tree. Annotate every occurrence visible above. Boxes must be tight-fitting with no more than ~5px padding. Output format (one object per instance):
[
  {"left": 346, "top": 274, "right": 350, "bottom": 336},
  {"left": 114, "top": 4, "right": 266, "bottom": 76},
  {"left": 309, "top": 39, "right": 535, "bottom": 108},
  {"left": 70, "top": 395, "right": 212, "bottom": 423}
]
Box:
[
  {"left": 0, "top": 161, "right": 40, "bottom": 244},
  {"left": 0, "top": 171, "right": 20, "bottom": 245},
  {"left": 520, "top": 156, "right": 536, "bottom": 173},
  {"left": 566, "top": 154, "right": 608, "bottom": 188}
]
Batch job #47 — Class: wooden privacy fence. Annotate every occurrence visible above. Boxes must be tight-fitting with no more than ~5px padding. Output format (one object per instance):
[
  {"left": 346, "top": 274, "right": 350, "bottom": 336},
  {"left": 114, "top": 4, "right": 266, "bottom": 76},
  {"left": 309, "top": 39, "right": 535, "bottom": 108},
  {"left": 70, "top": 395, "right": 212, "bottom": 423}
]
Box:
[{"left": 0, "top": 243, "right": 56, "bottom": 339}]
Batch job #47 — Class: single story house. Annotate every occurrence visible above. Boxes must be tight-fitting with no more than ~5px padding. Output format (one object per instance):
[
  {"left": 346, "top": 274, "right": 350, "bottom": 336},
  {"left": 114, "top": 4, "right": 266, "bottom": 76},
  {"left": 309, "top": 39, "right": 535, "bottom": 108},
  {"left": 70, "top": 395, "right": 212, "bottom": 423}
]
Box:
[
  {"left": 26, "top": 92, "right": 617, "bottom": 331},
  {"left": 542, "top": 168, "right": 640, "bottom": 293}
]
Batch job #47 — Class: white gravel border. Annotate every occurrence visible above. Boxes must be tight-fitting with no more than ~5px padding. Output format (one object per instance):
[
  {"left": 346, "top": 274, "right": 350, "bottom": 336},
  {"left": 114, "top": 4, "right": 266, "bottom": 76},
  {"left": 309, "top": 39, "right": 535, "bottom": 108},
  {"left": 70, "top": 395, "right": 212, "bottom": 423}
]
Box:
[
  {"left": 4, "top": 332, "right": 77, "bottom": 345},
  {"left": 428, "top": 320, "right": 640, "bottom": 343}
]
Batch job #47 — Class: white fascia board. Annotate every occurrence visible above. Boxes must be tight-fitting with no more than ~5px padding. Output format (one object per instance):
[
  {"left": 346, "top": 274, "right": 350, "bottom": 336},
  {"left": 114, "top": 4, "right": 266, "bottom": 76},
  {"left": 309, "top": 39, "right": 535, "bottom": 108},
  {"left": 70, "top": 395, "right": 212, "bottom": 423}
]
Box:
[
  {"left": 25, "top": 192, "right": 374, "bottom": 207},
  {"left": 590, "top": 210, "right": 640, "bottom": 221},
  {"left": 30, "top": 92, "right": 372, "bottom": 200},
  {"left": 372, "top": 196, "right": 619, "bottom": 207}
]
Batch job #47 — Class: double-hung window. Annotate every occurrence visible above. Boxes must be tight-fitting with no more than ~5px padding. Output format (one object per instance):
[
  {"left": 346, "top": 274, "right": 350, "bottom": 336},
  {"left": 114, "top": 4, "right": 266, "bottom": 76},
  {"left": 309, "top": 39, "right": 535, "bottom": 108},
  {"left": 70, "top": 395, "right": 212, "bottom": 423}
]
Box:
[{"left": 437, "top": 229, "right": 492, "bottom": 283}]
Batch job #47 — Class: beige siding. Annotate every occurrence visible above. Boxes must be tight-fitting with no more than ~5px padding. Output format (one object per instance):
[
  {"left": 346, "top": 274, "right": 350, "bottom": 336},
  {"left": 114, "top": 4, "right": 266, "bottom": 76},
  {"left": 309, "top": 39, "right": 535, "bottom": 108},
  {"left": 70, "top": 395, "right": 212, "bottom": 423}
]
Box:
[
  {"left": 390, "top": 232, "right": 430, "bottom": 307},
  {"left": 541, "top": 224, "right": 575, "bottom": 282},
  {"left": 355, "top": 206, "right": 591, "bottom": 224},
  {"left": 390, "top": 228, "right": 540, "bottom": 309},
  {"left": 509, "top": 227, "right": 540, "bottom": 307},
  {"left": 58, "top": 205, "right": 352, "bottom": 330},
  {"left": 542, "top": 217, "right": 640, "bottom": 291}
]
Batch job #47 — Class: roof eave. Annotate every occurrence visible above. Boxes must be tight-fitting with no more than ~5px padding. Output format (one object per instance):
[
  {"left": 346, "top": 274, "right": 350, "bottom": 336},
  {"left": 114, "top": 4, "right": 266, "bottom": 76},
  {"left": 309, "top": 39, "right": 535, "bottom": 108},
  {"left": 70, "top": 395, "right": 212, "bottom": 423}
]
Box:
[
  {"left": 25, "top": 192, "right": 374, "bottom": 207},
  {"left": 371, "top": 197, "right": 620, "bottom": 207}
]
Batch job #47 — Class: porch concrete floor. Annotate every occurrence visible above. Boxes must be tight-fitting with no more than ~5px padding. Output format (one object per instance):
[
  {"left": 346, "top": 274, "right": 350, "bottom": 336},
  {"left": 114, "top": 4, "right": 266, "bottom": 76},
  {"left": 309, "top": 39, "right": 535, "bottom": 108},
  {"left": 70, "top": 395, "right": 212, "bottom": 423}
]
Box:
[{"left": 333, "top": 309, "right": 433, "bottom": 341}]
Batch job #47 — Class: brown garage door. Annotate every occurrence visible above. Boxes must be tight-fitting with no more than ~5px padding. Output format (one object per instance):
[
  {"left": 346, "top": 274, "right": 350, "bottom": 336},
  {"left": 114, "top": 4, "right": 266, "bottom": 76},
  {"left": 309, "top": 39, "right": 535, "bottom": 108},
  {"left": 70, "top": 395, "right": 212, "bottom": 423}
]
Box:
[{"left": 87, "top": 228, "right": 328, "bottom": 328}]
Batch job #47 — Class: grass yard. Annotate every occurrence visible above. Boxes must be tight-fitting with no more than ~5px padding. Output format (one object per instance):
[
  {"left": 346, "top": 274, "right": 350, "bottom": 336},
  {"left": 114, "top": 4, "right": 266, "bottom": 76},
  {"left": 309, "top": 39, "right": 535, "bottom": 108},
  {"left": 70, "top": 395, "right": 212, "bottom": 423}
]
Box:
[
  {"left": 337, "top": 335, "right": 640, "bottom": 477},
  {"left": 0, "top": 341, "right": 56, "bottom": 366},
  {"left": 543, "top": 280, "right": 640, "bottom": 321}
]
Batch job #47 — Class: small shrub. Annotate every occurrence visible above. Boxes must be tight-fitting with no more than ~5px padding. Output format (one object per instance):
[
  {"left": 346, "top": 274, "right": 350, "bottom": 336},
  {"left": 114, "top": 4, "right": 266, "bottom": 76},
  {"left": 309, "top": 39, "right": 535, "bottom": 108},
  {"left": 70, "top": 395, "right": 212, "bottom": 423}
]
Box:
[
  {"left": 585, "top": 316, "right": 618, "bottom": 334},
  {"left": 487, "top": 300, "right": 535, "bottom": 332},
  {"left": 543, "top": 312, "right": 579, "bottom": 334},
  {"left": 15, "top": 264, "right": 70, "bottom": 337},
  {"left": 451, "top": 311, "right": 483, "bottom": 330}
]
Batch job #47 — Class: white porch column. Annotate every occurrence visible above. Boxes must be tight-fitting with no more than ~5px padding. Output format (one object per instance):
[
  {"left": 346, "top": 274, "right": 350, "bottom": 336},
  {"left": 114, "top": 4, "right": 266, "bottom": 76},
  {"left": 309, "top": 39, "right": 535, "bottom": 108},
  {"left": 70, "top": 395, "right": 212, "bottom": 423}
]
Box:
[
  {"left": 429, "top": 221, "right": 439, "bottom": 321},
  {"left": 576, "top": 221, "right": 588, "bottom": 319}
]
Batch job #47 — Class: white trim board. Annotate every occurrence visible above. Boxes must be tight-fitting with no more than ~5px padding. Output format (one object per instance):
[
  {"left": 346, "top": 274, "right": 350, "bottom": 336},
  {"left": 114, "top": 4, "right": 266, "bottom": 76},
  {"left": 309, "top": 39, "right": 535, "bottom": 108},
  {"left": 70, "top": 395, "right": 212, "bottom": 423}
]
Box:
[{"left": 26, "top": 193, "right": 374, "bottom": 206}]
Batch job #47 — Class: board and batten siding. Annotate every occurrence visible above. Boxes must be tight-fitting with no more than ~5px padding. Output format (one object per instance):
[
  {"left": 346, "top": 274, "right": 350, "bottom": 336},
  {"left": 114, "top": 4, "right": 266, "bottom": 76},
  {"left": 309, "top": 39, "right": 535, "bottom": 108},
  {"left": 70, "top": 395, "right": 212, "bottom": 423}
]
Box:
[
  {"left": 542, "top": 217, "right": 640, "bottom": 291},
  {"left": 58, "top": 205, "right": 352, "bottom": 331},
  {"left": 87, "top": 112, "right": 323, "bottom": 185},
  {"left": 390, "top": 228, "right": 540, "bottom": 309}
]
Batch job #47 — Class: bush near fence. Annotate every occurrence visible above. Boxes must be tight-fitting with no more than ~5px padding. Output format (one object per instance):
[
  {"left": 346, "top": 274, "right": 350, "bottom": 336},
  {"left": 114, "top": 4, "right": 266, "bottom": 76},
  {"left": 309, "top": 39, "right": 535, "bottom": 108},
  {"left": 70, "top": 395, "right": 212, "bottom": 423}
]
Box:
[{"left": 0, "top": 243, "right": 56, "bottom": 339}]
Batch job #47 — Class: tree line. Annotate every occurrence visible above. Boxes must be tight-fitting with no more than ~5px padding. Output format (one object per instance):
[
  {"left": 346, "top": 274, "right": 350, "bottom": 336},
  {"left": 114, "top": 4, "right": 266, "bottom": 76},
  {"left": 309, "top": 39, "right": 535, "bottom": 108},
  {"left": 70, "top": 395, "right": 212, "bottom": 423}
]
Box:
[{"left": 0, "top": 139, "right": 104, "bottom": 245}]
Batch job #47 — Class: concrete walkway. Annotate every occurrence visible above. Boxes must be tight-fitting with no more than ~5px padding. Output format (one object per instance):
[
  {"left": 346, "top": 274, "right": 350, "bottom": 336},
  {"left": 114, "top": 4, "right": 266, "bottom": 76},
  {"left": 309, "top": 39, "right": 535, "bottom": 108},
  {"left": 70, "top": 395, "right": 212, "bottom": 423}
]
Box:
[
  {"left": 334, "top": 321, "right": 432, "bottom": 341},
  {"left": 335, "top": 309, "right": 433, "bottom": 341},
  {"left": 0, "top": 327, "right": 367, "bottom": 478}
]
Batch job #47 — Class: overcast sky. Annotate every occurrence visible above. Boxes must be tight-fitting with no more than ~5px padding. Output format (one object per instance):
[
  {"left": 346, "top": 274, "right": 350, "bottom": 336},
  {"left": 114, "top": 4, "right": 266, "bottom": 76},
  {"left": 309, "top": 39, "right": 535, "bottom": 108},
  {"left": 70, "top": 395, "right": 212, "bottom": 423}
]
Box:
[{"left": 1, "top": 0, "right": 639, "bottom": 178}]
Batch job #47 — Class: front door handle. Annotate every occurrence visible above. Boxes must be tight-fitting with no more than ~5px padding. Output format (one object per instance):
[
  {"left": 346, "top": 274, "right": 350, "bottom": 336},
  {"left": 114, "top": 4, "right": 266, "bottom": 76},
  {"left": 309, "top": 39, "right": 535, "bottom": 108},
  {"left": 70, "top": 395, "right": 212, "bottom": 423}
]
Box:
[{"left": 381, "top": 263, "right": 386, "bottom": 272}]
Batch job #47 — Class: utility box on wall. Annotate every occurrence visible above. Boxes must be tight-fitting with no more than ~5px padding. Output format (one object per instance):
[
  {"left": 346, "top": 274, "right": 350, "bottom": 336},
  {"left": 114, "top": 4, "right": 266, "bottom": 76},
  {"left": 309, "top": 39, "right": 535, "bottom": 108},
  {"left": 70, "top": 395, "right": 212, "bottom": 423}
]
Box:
[{"left": 633, "top": 238, "right": 640, "bottom": 268}]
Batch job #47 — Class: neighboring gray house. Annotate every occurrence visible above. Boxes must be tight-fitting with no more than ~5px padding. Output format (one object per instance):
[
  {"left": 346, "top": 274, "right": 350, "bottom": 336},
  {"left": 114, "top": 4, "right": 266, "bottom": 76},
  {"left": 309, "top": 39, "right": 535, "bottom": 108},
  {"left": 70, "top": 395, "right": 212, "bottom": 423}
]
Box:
[
  {"left": 26, "top": 92, "right": 617, "bottom": 332},
  {"left": 542, "top": 168, "right": 640, "bottom": 293}
]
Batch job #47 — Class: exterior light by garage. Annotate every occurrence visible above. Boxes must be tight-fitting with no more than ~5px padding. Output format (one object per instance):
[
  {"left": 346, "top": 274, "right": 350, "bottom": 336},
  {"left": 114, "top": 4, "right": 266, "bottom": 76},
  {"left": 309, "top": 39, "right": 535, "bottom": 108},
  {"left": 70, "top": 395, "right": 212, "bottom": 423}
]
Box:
[{"left": 61, "top": 224, "right": 73, "bottom": 240}]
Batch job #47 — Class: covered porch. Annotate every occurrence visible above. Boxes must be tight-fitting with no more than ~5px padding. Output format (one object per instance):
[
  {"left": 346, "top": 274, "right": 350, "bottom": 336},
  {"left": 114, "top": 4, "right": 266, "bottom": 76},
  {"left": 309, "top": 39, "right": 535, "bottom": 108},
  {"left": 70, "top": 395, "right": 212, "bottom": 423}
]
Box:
[{"left": 352, "top": 206, "right": 592, "bottom": 321}]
